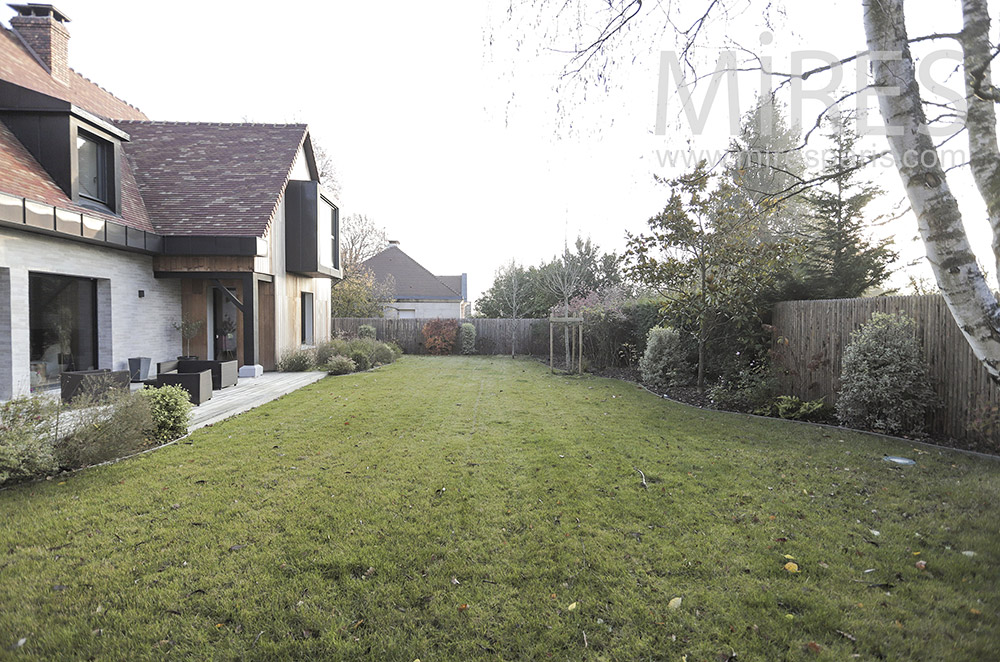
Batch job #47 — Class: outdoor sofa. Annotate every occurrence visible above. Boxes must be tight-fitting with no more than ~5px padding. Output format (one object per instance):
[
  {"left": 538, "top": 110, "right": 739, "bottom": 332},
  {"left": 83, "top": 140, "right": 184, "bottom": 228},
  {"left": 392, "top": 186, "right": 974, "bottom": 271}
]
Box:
[{"left": 170, "top": 360, "right": 238, "bottom": 390}]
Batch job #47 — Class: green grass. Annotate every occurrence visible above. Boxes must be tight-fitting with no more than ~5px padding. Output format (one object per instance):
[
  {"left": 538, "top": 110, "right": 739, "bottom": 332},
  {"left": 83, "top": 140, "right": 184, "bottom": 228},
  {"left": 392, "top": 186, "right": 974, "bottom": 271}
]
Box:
[{"left": 1, "top": 356, "right": 997, "bottom": 661}]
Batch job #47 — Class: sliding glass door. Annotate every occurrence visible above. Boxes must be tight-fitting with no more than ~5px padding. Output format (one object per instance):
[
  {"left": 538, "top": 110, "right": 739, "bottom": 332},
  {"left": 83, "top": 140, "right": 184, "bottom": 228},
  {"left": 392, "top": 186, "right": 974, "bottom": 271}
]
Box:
[{"left": 28, "top": 272, "right": 98, "bottom": 391}]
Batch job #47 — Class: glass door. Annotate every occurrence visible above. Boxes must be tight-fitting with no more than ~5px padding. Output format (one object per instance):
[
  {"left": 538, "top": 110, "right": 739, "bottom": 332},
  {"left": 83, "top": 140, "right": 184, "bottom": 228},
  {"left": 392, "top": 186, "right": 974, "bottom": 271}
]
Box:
[
  {"left": 28, "top": 272, "right": 98, "bottom": 391},
  {"left": 213, "top": 287, "right": 238, "bottom": 361}
]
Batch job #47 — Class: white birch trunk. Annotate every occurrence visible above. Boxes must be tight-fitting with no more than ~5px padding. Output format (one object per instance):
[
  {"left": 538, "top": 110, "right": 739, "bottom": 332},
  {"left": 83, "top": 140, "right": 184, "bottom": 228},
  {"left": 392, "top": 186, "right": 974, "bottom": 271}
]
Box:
[
  {"left": 863, "top": 0, "right": 1000, "bottom": 383},
  {"left": 960, "top": 0, "right": 1000, "bottom": 278}
]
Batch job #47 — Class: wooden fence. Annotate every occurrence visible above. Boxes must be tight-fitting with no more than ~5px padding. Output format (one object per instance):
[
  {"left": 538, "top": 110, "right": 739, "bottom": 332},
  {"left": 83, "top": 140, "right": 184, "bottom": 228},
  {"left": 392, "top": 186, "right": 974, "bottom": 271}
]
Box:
[
  {"left": 772, "top": 295, "right": 1000, "bottom": 448},
  {"left": 331, "top": 318, "right": 549, "bottom": 356}
]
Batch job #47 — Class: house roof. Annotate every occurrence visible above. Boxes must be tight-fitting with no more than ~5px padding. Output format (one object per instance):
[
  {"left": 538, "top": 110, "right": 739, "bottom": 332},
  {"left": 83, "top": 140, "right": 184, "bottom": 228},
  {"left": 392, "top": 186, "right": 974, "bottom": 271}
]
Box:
[
  {"left": 0, "top": 24, "right": 146, "bottom": 121},
  {"left": 437, "top": 275, "right": 464, "bottom": 298},
  {"left": 0, "top": 118, "right": 155, "bottom": 231},
  {"left": 363, "top": 245, "right": 463, "bottom": 300},
  {"left": 116, "top": 121, "right": 308, "bottom": 237}
]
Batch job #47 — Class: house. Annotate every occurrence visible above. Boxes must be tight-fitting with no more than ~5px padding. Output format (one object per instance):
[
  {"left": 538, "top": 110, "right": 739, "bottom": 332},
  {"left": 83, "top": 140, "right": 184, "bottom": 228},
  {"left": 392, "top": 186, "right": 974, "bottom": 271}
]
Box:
[
  {"left": 0, "top": 4, "right": 341, "bottom": 401},
  {"left": 362, "top": 241, "right": 468, "bottom": 319}
]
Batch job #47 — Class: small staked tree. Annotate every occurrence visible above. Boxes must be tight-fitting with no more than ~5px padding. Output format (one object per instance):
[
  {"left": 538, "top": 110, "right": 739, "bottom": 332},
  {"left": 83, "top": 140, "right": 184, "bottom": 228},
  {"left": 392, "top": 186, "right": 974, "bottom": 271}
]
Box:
[{"left": 540, "top": 244, "right": 587, "bottom": 369}]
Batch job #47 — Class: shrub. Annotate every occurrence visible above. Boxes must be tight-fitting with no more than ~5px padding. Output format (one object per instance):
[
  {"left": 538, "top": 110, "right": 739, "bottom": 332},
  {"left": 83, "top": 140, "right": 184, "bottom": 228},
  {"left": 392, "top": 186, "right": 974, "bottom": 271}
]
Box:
[
  {"left": 358, "top": 324, "right": 376, "bottom": 340},
  {"left": 370, "top": 343, "right": 396, "bottom": 366},
  {"left": 422, "top": 318, "right": 459, "bottom": 355},
  {"left": 386, "top": 341, "right": 403, "bottom": 361},
  {"left": 55, "top": 389, "right": 153, "bottom": 469},
  {"left": 836, "top": 312, "right": 935, "bottom": 435},
  {"left": 350, "top": 350, "right": 371, "bottom": 371},
  {"left": 324, "top": 355, "right": 356, "bottom": 375},
  {"left": 315, "top": 340, "right": 345, "bottom": 366},
  {"left": 140, "top": 385, "right": 192, "bottom": 442},
  {"left": 639, "top": 327, "right": 694, "bottom": 389},
  {"left": 277, "top": 348, "right": 317, "bottom": 372},
  {"left": 708, "top": 362, "right": 779, "bottom": 413},
  {"left": 0, "top": 396, "right": 59, "bottom": 485},
  {"left": 459, "top": 323, "right": 476, "bottom": 355},
  {"left": 755, "top": 395, "right": 831, "bottom": 422}
]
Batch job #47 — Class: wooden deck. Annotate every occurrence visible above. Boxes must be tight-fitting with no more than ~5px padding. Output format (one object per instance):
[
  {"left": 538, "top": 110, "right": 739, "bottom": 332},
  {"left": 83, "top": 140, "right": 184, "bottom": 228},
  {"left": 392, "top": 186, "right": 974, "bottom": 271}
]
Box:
[{"left": 187, "top": 371, "right": 327, "bottom": 432}]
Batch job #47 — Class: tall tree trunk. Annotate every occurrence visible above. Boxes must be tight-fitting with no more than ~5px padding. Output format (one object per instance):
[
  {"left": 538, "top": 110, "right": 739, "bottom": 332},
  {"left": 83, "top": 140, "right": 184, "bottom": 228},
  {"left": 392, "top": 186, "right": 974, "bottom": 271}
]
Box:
[
  {"left": 697, "top": 316, "right": 706, "bottom": 390},
  {"left": 960, "top": 0, "right": 1000, "bottom": 278},
  {"left": 863, "top": 0, "right": 1000, "bottom": 383},
  {"left": 563, "top": 299, "right": 571, "bottom": 369}
]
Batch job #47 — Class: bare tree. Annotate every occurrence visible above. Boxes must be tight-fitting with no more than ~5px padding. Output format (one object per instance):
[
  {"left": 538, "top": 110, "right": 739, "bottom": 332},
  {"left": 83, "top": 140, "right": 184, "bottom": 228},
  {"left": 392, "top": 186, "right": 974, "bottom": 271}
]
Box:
[
  {"left": 340, "top": 213, "right": 388, "bottom": 274},
  {"left": 500, "top": 0, "right": 1000, "bottom": 383},
  {"left": 540, "top": 246, "right": 587, "bottom": 369},
  {"left": 310, "top": 140, "right": 342, "bottom": 199},
  {"left": 494, "top": 260, "right": 529, "bottom": 356}
]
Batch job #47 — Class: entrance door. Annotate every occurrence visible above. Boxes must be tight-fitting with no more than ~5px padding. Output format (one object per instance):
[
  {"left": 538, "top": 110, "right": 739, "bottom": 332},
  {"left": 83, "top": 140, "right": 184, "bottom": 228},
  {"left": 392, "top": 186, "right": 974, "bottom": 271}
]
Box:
[{"left": 213, "top": 287, "right": 238, "bottom": 361}]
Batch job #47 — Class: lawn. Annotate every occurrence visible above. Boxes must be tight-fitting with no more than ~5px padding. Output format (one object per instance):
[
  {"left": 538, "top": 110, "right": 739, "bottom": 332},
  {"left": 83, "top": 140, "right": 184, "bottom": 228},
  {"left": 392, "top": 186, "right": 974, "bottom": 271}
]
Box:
[{"left": 0, "top": 356, "right": 997, "bottom": 661}]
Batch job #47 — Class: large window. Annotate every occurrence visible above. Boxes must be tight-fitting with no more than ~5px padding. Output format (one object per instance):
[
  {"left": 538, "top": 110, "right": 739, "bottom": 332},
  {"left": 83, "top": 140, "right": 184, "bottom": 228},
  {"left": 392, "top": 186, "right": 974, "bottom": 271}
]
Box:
[
  {"left": 77, "top": 131, "right": 113, "bottom": 209},
  {"left": 28, "top": 273, "right": 98, "bottom": 391},
  {"left": 301, "top": 292, "right": 314, "bottom": 345}
]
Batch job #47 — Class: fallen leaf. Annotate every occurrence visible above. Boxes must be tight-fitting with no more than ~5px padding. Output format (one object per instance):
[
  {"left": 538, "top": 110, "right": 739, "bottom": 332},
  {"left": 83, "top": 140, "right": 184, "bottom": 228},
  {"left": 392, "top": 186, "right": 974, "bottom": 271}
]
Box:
[
  {"left": 970, "top": 608, "right": 981, "bottom": 615},
  {"left": 229, "top": 544, "right": 245, "bottom": 552},
  {"left": 783, "top": 554, "right": 796, "bottom": 560},
  {"left": 915, "top": 560, "right": 927, "bottom": 570},
  {"left": 784, "top": 562, "right": 799, "bottom": 573},
  {"left": 458, "top": 604, "right": 469, "bottom": 612},
  {"left": 818, "top": 562, "right": 829, "bottom": 569},
  {"left": 567, "top": 602, "right": 578, "bottom": 611},
  {"left": 807, "top": 641, "right": 822, "bottom": 653},
  {"left": 668, "top": 597, "right": 683, "bottom": 610}
]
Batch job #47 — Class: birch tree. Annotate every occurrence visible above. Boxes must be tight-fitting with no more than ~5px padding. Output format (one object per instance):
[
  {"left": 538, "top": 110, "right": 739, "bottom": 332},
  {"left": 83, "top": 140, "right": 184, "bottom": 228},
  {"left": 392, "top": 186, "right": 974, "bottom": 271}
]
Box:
[{"left": 862, "top": 0, "right": 1000, "bottom": 382}]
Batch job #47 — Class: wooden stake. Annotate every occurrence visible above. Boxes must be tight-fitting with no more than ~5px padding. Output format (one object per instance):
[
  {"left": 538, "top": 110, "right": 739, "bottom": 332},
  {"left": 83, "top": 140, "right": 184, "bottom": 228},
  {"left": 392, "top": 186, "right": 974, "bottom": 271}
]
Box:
[{"left": 549, "top": 321, "right": 554, "bottom": 373}]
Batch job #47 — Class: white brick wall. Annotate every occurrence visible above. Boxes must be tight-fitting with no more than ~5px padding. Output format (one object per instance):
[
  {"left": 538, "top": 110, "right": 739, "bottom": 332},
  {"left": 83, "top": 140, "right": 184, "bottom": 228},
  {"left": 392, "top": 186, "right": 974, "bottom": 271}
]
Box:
[
  {"left": 385, "top": 301, "right": 465, "bottom": 319},
  {"left": 0, "top": 228, "right": 182, "bottom": 398}
]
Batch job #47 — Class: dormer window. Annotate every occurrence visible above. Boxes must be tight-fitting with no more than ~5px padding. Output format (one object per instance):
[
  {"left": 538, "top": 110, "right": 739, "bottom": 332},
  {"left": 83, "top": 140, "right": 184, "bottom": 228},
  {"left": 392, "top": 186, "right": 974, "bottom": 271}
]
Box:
[{"left": 76, "top": 131, "right": 114, "bottom": 211}]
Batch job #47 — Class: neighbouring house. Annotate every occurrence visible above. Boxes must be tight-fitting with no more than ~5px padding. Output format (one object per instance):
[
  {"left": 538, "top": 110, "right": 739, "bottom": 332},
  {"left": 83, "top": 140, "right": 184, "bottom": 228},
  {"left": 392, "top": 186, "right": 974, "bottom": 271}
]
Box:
[
  {"left": 362, "top": 241, "right": 468, "bottom": 319},
  {"left": 0, "top": 4, "right": 341, "bottom": 401}
]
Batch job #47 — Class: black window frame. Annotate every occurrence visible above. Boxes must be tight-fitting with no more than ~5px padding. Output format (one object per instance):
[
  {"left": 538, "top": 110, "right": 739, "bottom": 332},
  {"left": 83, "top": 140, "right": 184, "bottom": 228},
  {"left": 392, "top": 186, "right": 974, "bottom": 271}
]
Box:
[{"left": 75, "top": 129, "right": 115, "bottom": 212}]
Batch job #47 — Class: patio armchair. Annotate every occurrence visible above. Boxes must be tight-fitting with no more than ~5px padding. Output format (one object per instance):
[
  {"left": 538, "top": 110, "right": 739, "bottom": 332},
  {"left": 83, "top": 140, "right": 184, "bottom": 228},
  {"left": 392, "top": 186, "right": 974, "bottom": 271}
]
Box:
[{"left": 143, "top": 369, "right": 213, "bottom": 405}]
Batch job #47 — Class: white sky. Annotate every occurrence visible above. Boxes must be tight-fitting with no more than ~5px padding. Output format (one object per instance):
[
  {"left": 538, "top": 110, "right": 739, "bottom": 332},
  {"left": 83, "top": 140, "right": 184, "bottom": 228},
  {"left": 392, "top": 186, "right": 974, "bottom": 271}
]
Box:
[{"left": 27, "top": 0, "right": 998, "bottom": 305}]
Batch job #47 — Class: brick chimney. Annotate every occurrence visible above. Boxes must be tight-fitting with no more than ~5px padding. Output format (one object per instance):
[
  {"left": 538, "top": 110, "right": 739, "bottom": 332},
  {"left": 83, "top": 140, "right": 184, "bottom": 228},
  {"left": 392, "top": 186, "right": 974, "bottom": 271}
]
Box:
[{"left": 8, "top": 4, "right": 71, "bottom": 84}]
